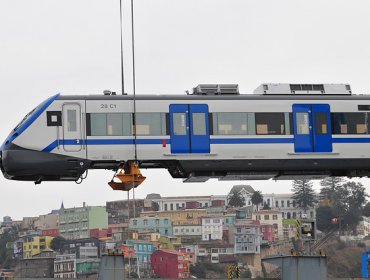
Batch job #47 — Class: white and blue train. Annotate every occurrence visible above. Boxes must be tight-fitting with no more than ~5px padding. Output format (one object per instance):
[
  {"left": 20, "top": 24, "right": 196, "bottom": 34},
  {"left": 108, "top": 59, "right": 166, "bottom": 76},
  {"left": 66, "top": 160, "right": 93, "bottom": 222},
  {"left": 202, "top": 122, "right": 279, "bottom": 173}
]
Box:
[{"left": 2, "top": 83, "right": 370, "bottom": 183}]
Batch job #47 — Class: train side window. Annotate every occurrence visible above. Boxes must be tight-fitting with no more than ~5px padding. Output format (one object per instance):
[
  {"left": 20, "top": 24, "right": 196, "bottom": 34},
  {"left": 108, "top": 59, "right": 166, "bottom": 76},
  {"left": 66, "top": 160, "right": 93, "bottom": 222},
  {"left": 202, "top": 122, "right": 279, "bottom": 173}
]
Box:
[
  {"left": 192, "top": 113, "right": 206, "bottom": 135},
  {"left": 331, "top": 113, "right": 367, "bottom": 134},
  {"left": 122, "top": 113, "right": 132, "bottom": 136},
  {"left": 173, "top": 113, "right": 187, "bottom": 135},
  {"left": 296, "top": 113, "right": 310, "bottom": 135},
  {"left": 315, "top": 112, "right": 328, "bottom": 134},
  {"left": 90, "top": 113, "right": 107, "bottom": 136},
  {"left": 107, "top": 113, "right": 123, "bottom": 136},
  {"left": 212, "top": 113, "right": 248, "bottom": 135},
  {"left": 255, "top": 113, "right": 285, "bottom": 135},
  {"left": 288, "top": 113, "right": 293, "bottom": 135},
  {"left": 135, "top": 113, "right": 166, "bottom": 136},
  {"left": 67, "top": 110, "right": 77, "bottom": 132}
]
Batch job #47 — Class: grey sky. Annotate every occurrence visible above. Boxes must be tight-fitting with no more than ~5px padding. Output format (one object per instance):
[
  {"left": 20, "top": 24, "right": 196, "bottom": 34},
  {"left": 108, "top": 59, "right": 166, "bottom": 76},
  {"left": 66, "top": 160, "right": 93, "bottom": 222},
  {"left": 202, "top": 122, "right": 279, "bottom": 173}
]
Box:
[{"left": 1, "top": 0, "right": 370, "bottom": 220}]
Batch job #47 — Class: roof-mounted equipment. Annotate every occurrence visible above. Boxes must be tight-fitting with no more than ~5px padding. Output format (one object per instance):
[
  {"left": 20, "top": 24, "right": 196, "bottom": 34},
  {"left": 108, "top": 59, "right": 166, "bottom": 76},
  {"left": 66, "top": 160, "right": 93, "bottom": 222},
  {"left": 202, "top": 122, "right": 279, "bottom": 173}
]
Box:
[
  {"left": 253, "top": 83, "right": 352, "bottom": 95},
  {"left": 192, "top": 84, "right": 239, "bottom": 95}
]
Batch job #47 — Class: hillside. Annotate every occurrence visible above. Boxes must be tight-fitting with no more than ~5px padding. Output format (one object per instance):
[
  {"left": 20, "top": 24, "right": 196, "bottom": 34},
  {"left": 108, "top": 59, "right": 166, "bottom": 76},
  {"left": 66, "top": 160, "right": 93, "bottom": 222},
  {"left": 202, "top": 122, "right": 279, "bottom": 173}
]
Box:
[{"left": 323, "top": 238, "right": 365, "bottom": 278}]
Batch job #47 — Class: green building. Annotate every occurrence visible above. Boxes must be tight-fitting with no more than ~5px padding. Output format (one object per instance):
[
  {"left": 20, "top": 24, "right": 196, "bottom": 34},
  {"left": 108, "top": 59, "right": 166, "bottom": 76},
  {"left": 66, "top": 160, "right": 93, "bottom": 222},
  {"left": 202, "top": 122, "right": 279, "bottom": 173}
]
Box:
[{"left": 59, "top": 203, "right": 108, "bottom": 240}]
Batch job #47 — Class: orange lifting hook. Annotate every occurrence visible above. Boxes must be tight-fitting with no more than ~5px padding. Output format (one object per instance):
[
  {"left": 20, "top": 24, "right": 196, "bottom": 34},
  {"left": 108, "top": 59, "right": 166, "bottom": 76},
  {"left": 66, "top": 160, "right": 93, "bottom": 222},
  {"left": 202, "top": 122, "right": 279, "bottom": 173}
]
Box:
[{"left": 108, "top": 161, "right": 146, "bottom": 191}]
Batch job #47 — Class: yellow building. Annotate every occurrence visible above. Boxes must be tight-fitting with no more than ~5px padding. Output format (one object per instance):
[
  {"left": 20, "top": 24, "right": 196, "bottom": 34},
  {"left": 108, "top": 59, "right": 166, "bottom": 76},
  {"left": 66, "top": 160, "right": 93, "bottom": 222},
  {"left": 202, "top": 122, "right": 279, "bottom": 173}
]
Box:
[
  {"left": 23, "top": 236, "right": 54, "bottom": 259},
  {"left": 140, "top": 209, "right": 207, "bottom": 226},
  {"left": 159, "top": 236, "right": 181, "bottom": 250}
]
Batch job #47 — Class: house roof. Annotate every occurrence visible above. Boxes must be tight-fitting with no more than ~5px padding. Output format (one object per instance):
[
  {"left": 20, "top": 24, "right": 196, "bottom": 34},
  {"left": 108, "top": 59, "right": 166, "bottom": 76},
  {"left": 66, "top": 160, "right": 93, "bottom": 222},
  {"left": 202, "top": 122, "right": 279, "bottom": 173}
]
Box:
[
  {"left": 230, "top": 185, "right": 255, "bottom": 194},
  {"left": 155, "top": 248, "right": 182, "bottom": 255}
]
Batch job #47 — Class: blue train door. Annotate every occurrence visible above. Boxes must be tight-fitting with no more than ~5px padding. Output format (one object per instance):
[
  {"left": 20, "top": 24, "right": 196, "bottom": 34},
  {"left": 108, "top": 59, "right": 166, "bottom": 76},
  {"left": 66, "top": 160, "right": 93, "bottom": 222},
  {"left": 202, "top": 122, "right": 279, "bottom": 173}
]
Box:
[
  {"left": 292, "top": 104, "right": 332, "bottom": 153},
  {"left": 169, "top": 104, "right": 210, "bottom": 153}
]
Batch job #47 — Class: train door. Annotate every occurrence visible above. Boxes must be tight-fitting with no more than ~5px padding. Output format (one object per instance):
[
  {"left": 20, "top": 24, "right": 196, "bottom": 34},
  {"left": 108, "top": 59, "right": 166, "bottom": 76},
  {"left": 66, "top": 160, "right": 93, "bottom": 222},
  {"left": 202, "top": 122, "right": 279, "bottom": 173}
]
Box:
[
  {"left": 169, "top": 104, "right": 210, "bottom": 153},
  {"left": 292, "top": 104, "right": 332, "bottom": 152},
  {"left": 62, "top": 103, "right": 83, "bottom": 152}
]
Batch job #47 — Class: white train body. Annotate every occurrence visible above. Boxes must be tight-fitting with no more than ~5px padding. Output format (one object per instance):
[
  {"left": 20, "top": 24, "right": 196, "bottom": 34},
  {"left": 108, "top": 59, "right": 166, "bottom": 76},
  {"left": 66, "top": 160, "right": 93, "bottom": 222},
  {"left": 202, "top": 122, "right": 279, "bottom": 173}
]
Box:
[{"left": 2, "top": 83, "right": 370, "bottom": 183}]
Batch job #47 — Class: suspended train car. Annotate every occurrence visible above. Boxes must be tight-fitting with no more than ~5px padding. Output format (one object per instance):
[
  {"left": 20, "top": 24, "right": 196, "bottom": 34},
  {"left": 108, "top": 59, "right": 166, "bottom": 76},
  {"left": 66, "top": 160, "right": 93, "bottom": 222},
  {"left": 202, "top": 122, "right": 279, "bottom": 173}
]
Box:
[{"left": 1, "top": 83, "right": 370, "bottom": 184}]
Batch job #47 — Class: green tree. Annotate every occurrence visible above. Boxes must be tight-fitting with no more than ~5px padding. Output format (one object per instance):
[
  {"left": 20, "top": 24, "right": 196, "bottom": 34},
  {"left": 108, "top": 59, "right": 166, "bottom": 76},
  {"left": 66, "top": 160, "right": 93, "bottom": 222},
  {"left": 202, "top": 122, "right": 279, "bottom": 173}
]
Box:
[
  {"left": 262, "top": 202, "right": 271, "bottom": 210},
  {"left": 342, "top": 181, "right": 368, "bottom": 231},
  {"left": 363, "top": 202, "right": 370, "bottom": 217},
  {"left": 251, "top": 190, "right": 264, "bottom": 211},
  {"left": 227, "top": 190, "right": 245, "bottom": 208},
  {"left": 320, "top": 177, "right": 345, "bottom": 202},
  {"left": 0, "top": 231, "right": 17, "bottom": 269},
  {"left": 50, "top": 236, "right": 66, "bottom": 253},
  {"left": 316, "top": 205, "right": 336, "bottom": 232},
  {"left": 291, "top": 179, "right": 316, "bottom": 213}
]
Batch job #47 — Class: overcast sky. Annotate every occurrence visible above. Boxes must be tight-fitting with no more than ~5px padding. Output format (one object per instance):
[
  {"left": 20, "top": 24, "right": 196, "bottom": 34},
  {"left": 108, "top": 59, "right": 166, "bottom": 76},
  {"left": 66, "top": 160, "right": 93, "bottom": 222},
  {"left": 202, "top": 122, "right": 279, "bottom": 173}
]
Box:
[{"left": 1, "top": 0, "right": 370, "bottom": 220}]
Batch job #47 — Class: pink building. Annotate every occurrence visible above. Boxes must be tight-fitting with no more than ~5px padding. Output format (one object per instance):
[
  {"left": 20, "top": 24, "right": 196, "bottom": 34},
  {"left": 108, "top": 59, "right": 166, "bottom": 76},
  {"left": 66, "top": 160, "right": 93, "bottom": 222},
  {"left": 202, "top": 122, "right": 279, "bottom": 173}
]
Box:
[
  {"left": 151, "top": 249, "right": 190, "bottom": 279},
  {"left": 41, "top": 228, "right": 59, "bottom": 237},
  {"left": 119, "top": 244, "right": 135, "bottom": 258},
  {"left": 260, "top": 224, "right": 275, "bottom": 243},
  {"left": 90, "top": 228, "right": 108, "bottom": 239}
]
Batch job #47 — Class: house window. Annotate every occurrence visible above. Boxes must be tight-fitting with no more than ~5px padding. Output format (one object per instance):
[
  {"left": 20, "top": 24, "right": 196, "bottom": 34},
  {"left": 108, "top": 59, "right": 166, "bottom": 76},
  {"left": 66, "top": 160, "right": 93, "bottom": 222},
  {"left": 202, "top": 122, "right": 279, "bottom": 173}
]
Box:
[
  {"left": 275, "top": 201, "right": 279, "bottom": 207},
  {"left": 281, "top": 201, "right": 285, "bottom": 208},
  {"left": 264, "top": 215, "right": 269, "bottom": 220},
  {"left": 273, "top": 215, "right": 278, "bottom": 220}
]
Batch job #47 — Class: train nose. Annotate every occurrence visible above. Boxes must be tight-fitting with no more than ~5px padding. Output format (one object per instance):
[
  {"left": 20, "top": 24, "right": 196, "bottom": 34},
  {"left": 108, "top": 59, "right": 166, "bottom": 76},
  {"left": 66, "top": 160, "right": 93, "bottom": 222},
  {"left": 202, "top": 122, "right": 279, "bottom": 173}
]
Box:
[{"left": 0, "top": 151, "right": 3, "bottom": 175}]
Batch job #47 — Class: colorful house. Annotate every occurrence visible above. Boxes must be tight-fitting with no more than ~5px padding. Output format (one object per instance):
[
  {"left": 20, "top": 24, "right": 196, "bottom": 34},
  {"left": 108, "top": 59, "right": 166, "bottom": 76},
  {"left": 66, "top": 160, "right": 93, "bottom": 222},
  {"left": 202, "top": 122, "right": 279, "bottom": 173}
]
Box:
[
  {"left": 129, "top": 216, "right": 173, "bottom": 236},
  {"left": 261, "top": 224, "right": 275, "bottom": 243},
  {"left": 59, "top": 203, "right": 108, "bottom": 240},
  {"left": 140, "top": 209, "right": 206, "bottom": 226},
  {"left": 151, "top": 249, "right": 191, "bottom": 279},
  {"left": 126, "top": 240, "right": 156, "bottom": 266},
  {"left": 23, "top": 235, "right": 54, "bottom": 259},
  {"left": 41, "top": 228, "right": 59, "bottom": 237},
  {"left": 159, "top": 236, "right": 181, "bottom": 250}
]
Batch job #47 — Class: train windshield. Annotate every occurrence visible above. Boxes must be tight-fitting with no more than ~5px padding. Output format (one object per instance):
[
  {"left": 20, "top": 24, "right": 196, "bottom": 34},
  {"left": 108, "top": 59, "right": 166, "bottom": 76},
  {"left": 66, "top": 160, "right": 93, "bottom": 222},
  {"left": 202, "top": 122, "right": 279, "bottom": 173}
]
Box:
[{"left": 13, "top": 98, "right": 49, "bottom": 131}]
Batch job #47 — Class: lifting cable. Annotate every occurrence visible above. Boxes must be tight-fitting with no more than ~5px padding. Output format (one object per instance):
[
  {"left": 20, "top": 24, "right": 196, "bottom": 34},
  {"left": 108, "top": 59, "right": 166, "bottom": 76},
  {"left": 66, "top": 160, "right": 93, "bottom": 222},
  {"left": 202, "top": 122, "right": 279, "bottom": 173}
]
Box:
[
  {"left": 119, "top": 0, "right": 125, "bottom": 95},
  {"left": 130, "top": 0, "right": 138, "bottom": 217},
  {"left": 131, "top": 0, "right": 138, "bottom": 162}
]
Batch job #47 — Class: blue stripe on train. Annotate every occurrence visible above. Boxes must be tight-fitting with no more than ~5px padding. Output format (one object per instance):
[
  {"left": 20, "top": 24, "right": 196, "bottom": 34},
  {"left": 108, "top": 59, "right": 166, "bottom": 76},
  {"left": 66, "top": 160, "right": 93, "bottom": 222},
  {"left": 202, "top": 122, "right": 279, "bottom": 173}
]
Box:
[{"left": 42, "top": 137, "right": 370, "bottom": 153}]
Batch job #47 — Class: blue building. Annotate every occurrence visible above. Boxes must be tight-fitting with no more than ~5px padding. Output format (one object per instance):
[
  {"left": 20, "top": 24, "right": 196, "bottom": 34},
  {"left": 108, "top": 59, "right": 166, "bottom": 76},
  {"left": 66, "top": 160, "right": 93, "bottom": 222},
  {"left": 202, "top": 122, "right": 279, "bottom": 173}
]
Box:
[
  {"left": 126, "top": 240, "right": 156, "bottom": 266},
  {"left": 129, "top": 217, "right": 173, "bottom": 236}
]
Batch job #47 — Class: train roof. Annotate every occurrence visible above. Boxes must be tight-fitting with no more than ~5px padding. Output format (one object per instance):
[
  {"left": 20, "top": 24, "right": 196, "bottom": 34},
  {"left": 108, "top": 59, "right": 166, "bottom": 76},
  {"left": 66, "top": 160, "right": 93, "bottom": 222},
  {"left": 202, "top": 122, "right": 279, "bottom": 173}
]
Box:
[{"left": 57, "top": 93, "right": 370, "bottom": 101}]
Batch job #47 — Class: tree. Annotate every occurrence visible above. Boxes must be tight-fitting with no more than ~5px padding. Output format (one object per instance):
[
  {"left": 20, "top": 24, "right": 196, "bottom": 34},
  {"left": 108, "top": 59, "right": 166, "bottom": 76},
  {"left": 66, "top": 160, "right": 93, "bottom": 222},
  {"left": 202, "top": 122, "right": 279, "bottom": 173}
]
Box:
[
  {"left": 227, "top": 190, "right": 245, "bottom": 208},
  {"left": 50, "top": 236, "right": 66, "bottom": 253},
  {"left": 291, "top": 178, "right": 316, "bottom": 213},
  {"left": 251, "top": 191, "right": 264, "bottom": 211},
  {"left": 320, "top": 177, "right": 345, "bottom": 202},
  {"left": 262, "top": 202, "right": 271, "bottom": 210},
  {"left": 316, "top": 205, "right": 336, "bottom": 232},
  {"left": 342, "top": 181, "right": 368, "bottom": 231},
  {"left": 363, "top": 202, "right": 370, "bottom": 217},
  {"left": 0, "top": 231, "right": 17, "bottom": 269}
]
